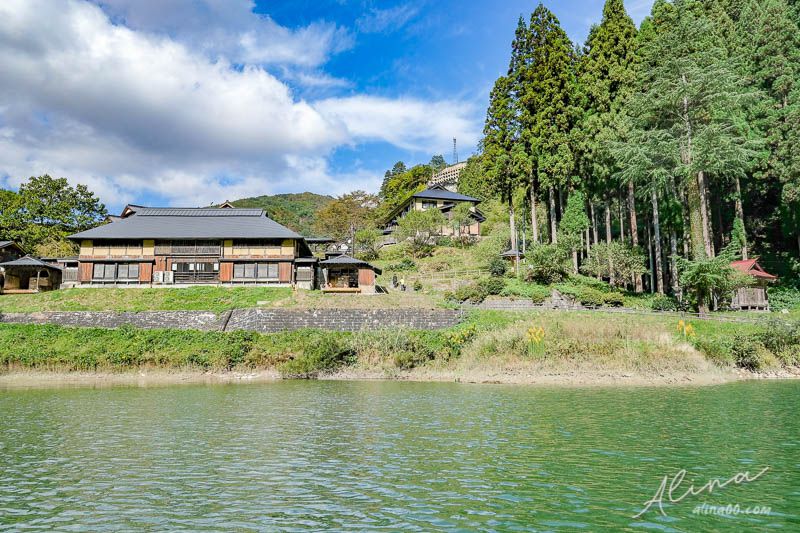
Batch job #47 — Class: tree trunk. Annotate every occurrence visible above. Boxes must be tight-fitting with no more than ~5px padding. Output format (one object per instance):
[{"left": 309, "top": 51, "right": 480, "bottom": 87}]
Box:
[
  {"left": 618, "top": 192, "right": 626, "bottom": 243},
  {"left": 549, "top": 186, "right": 558, "bottom": 244},
  {"left": 509, "top": 197, "right": 517, "bottom": 252},
  {"left": 651, "top": 189, "right": 664, "bottom": 294},
  {"left": 686, "top": 172, "right": 707, "bottom": 261},
  {"left": 734, "top": 176, "right": 748, "bottom": 260},
  {"left": 530, "top": 184, "right": 540, "bottom": 244},
  {"left": 697, "top": 289, "right": 709, "bottom": 317},
  {"left": 590, "top": 202, "right": 598, "bottom": 245},
  {"left": 698, "top": 170, "right": 714, "bottom": 258},
  {"left": 605, "top": 198, "right": 614, "bottom": 285},
  {"left": 670, "top": 229, "right": 680, "bottom": 297},
  {"left": 628, "top": 181, "right": 642, "bottom": 292},
  {"left": 585, "top": 227, "right": 591, "bottom": 258},
  {"left": 646, "top": 222, "right": 655, "bottom": 293}
]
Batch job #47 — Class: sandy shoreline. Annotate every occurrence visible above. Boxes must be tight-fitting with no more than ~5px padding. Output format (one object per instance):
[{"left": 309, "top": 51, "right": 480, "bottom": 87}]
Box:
[{"left": 1, "top": 366, "right": 797, "bottom": 389}]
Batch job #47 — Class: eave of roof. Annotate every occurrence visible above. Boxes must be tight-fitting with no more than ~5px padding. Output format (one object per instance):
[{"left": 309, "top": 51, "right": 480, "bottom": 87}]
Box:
[
  {"left": 319, "top": 254, "right": 381, "bottom": 274},
  {"left": 411, "top": 188, "right": 480, "bottom": 202},
  {"left": 730, "top": 259, "right": 778, "bottom": 280},
  {"left": 0, "top": 255, "right": 62, "bottom": 270},
  {"left": 68, "top": 208, "right": 302, "bottom": 240}
]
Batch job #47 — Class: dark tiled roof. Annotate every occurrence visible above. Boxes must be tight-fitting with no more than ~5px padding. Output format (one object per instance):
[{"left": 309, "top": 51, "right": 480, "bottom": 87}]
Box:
[
  {"left": 412, "top": 188, "right": 480, "bottom": 203},
  {"left": 319, "top": 254, "right": 381, "bottom": 274},
  {"left": 0, "top": 255, "right": 62, "bottom": 270},
  {"left": 136, "top": 207, "right": 264, "bottom": 217},
  {"left": 68, "top": 207, "right": 301, "bottom": 240}
]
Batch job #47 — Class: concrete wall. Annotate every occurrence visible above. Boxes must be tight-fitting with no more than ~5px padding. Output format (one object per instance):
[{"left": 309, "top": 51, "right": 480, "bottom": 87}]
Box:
[{"left": 0, "top": 308, "right": 461, "bottom": 332}]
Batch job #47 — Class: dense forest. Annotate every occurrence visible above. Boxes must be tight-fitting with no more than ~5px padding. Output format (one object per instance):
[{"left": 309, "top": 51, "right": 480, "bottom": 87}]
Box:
[
  {"left": 451, "top": 0, "right": 800, "bottom": 308},
  {"left": 231, "top": 192, "right": 334, "bottom": 236}
]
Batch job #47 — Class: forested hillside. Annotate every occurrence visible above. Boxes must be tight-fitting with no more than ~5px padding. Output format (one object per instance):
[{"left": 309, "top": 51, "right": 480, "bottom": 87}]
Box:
[
  {"left": 230, "top": 192, "right": 333, "bottom": 235},
  {"left": 472, "top": 0, "right": 799, "bottom": 303}
]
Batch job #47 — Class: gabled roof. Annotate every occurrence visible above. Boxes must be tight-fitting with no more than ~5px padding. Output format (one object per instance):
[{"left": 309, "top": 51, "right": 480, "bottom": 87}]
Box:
[
  {"left": 0, "top": 255, "right": 62, "bottom": 270},
  {"left": 319, "top": 254, "right": 382, "bottom": 274},
  {"left": 731, "top": 259, "right": 777, "bottom": 281},
  {"left": 0, "top": 241, "right": 25, "bottom": 253},
  {"left": 412, "top": 187, "right": 480, "bottom": 203},
  {"left": 68, "top": 206, "right": 302, "bottom": 240}
]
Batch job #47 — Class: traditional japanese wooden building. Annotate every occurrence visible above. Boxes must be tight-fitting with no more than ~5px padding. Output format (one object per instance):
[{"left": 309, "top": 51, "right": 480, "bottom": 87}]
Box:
[
  {"left": 68, "top": 205, "right": 316, "bottom": 287},
  {"left": 319, "top": 254, "right": 382, "bottom": 294},
  {"left": 0, "top": 255, "right": 62, "bottom": 293},
  {"left": 0, "top": 241, "right": 25, "bottom": 263},
  {"left": 383, "top": 186, "right": 485, "bottom": 238},
  {"left": 730, "top": 258, "right": 777, "bottom": 311}
]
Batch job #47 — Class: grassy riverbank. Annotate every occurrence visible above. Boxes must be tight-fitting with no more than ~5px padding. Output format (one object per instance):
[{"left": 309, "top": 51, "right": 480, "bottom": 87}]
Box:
[
  {"left": 2, "top": 310, "right": 797, "bottom": 386},
  {"left": 0, "top": 286, "right": 293, "bottom": 313}
]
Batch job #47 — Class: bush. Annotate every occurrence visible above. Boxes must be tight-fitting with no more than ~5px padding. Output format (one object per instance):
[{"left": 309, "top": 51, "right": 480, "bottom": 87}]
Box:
[
  {"left": 487, "top": 256, "right": 507, "bottom": 277},
  {"left": 387, "top": 258, "right": 417, "bottom": 271},
  {"left": 651, "top": 294, "right": 679, "bottom": 311},
  {"left": 730, "top": 335, "right": 775, "bottom": 371},
  {"left": 555, "top": 284, "right": 606, "bottom": 307},
  {"left": 451, "top": 283, "right": 489, "bottom": 304},
  {"left": 477, "top": 277, "right": 505, "bottom": 296},
  {"left": 525, "top": 244, "right": 571, "bottom": 284},
  {"left": 500, "top": 279, "right": 550, "bottom": 303},
  {"left": 767, "top": 286, "right": 800, "bottom": 311},
  {"left": 602, "top": 292, "right": 625, "bottom": 307},
  {"left": 278, "top": 334, "right": 354, "bottom": 378}
]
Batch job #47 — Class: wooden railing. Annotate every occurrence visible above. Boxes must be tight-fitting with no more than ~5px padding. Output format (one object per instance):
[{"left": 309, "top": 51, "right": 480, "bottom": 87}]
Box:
[{"left": 155, "top": 244, "right": 221, "bottom": 256}]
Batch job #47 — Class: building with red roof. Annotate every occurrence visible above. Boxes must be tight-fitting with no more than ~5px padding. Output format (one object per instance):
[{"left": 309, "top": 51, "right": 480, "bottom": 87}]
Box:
[{"left": 730, "top": 258, "right": 777, "bottom": 310}]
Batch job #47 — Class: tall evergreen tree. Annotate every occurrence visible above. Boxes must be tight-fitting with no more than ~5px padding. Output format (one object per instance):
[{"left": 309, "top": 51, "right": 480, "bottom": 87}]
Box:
[
  {"left": 482, "top": 76, "right": 521, "bottom": 251},
  {"left": 577, "top": 0, "right": 640, "bottom": 287},
  {"left": 737, "top": 0, "right": 800, "bottom": 255},
  {"left": 629, "top": 0, "right": 759, "bottom": 263},
  {"left": 519, "top": 4, "right": 576, "bottom": 244}
]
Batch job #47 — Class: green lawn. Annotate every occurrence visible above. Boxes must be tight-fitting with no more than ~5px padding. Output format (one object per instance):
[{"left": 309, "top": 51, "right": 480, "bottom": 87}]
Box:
[{"left": 0, "top": 286, "right": 292, "bottom": 313}]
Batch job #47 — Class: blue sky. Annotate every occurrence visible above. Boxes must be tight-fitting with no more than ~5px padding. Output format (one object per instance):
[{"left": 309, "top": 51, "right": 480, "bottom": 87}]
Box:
[{"left": 0, "top": 0, "right": 653, "bottom": 211}]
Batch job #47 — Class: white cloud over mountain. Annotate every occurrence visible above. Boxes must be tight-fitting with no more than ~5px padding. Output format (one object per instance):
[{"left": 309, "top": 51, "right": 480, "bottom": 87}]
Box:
[{"left": 0, "top": 0, "right": 479, "bottom": 207}]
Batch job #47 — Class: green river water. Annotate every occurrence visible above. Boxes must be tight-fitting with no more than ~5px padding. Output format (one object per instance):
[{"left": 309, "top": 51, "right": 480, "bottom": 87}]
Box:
[{"left": 0, "top": 380, "right": 798, "bottom": 531}]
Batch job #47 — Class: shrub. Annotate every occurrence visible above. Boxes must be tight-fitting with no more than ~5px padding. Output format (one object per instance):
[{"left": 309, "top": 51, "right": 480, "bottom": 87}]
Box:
[
  {"left": 500, "top": 279, "right": 550, "bottom": 303},
  {"left": 555, "top": 284, "right": 605, "bottom": 307},
  {"left": 730, "top": 335, "right": 774, "bottom": 371},
  {"left": 524, "top": 244, "right": 571, "bottom": 284},
  {"left": 581, "top": 242, "right": 648, "bottom": 289},
  {"left": 278, "top": 334, "right": 354, "bottom": 378},
  {"left": 602, "top": 292, "right": 625, "bottom": 307},
  {"left": 651, "top": 294, "right": 679, "bottom": 311},
  {"left": 767, "top": 286, "right": 800, "bottom": 311},
  {"left": 478, "top": 277, "right": 505, "bottom": 296},
  {"left": 452, "top": 283, "right": 489, "bottom": 304},
  {"left": 387, "top": 258, "right": 417, "bottom": 271},
  {"left": 487, "top": 255, "right": 507, "bottom": 277}
]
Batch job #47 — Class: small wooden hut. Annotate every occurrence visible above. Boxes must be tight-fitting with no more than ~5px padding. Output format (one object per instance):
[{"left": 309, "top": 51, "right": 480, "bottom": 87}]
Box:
[
  {"left": 319, "top": 255, "right": 382, "bottom": 294},
  {"left": 730, "top": 259, "right": 777, "bottom": 311},
  {"left": 0, "top": 255, "right": 62, "bottom": 293}
]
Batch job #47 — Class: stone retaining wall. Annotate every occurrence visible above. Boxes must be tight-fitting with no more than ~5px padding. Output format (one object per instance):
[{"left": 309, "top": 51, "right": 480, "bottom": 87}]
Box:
[
  {"left": 0, "top": 311, "right": 224, "bottom": 331},
  {"left": 0, "top": 308, "right": 461, "bottom": 333},
  {"left": 225, "top": 309, "right": 461, "bottom": 333}
]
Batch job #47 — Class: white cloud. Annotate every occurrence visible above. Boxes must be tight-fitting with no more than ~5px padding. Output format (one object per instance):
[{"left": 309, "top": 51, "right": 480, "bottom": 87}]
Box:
[
  {"left": 356, "top": 4, "right": 419, "bottom": 34},
  {"left": 0, "top": 0, "right": 478, "bottom": 208},
  {"left": 315, "top": 96, "right": 479, "bottom": 152},
  {"left": 94, "top": 0, "right": 353, "bottom": 68}
]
